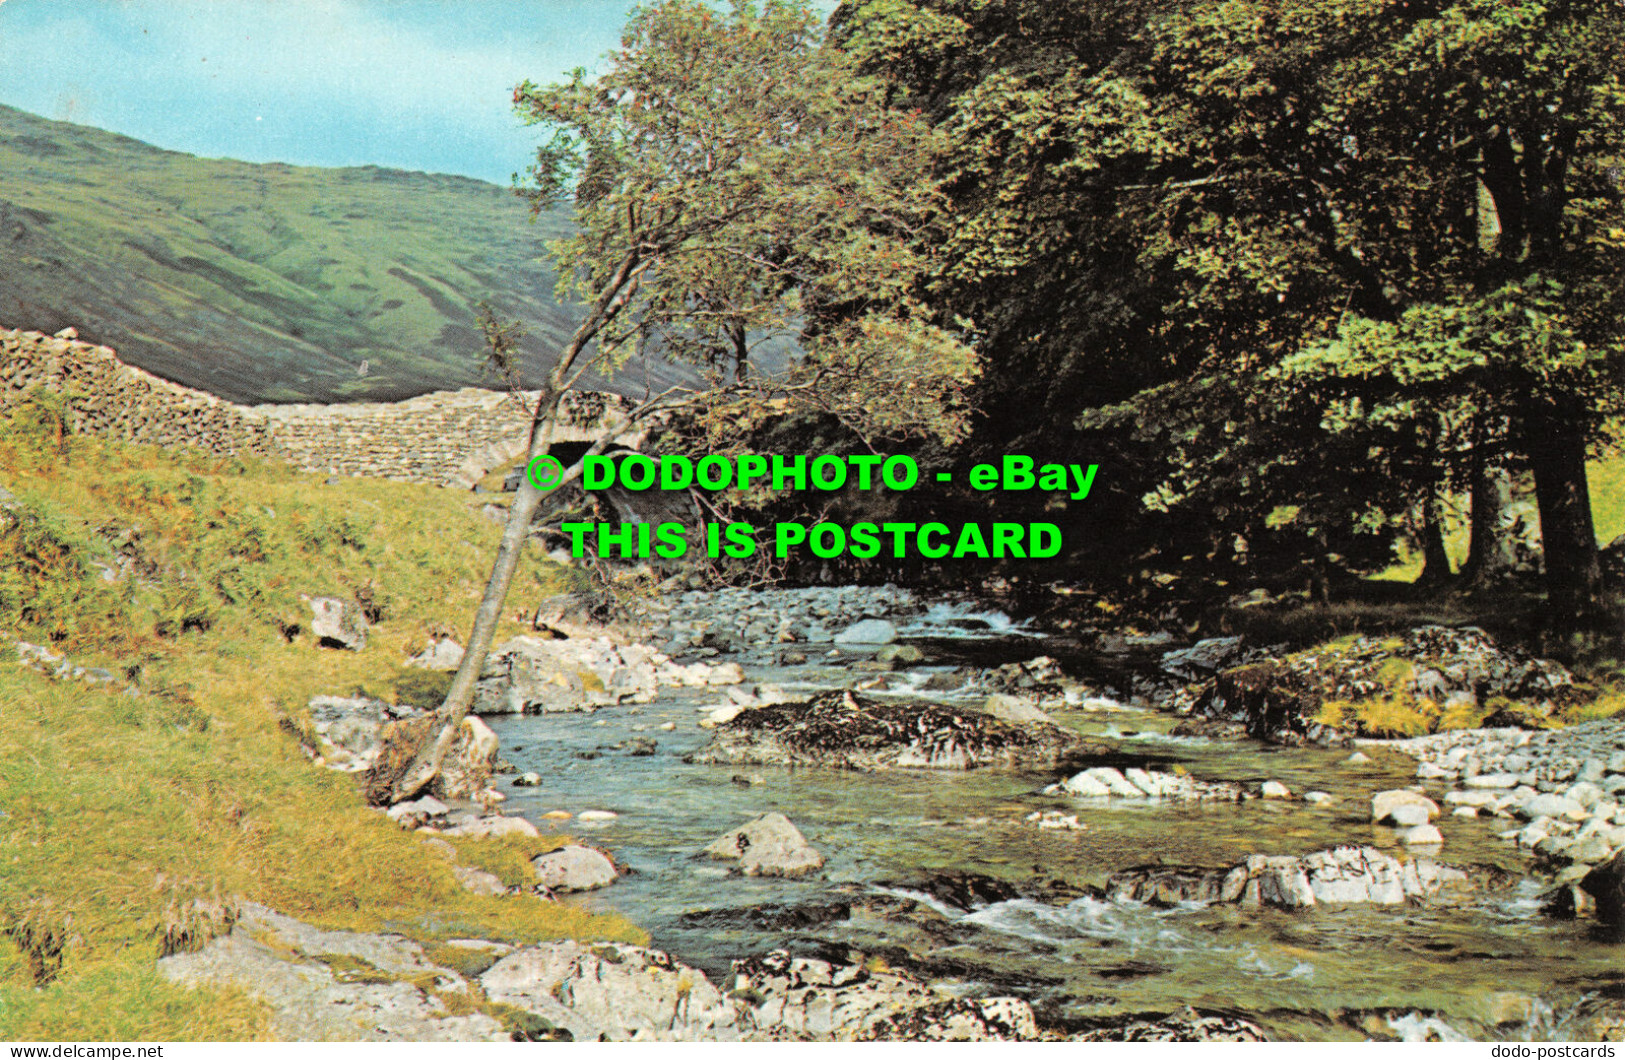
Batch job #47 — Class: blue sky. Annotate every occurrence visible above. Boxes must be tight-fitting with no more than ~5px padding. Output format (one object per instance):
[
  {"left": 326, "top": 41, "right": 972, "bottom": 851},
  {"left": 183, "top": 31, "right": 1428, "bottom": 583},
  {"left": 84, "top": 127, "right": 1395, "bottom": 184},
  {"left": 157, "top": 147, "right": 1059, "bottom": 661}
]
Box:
[{"left": 0, "top": 1, "right": 647, "bottom": 184}]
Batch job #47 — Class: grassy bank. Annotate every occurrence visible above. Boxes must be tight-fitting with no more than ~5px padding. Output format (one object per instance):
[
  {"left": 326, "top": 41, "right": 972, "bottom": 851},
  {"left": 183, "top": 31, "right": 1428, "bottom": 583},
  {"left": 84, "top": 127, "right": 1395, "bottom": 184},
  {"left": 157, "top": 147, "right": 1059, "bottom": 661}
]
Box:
[{"left": 0, "top": 404, "right": 639, "bottom": 1039}]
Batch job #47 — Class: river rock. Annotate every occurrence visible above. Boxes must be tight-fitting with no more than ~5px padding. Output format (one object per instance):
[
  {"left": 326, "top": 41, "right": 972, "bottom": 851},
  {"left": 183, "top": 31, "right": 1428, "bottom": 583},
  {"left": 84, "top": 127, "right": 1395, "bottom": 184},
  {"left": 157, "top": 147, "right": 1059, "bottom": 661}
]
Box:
[
  {"left": 1386, "top": 804, "right": 1432, "bottom": 828},
  {"left": 1372, "top": 790, "right": 1440, "bottom": 824},
  {"left": 876, "top": 644, "right": 925, "bottom": 665},
  {"left": 307, "top": 595, "right": 368, "bottom": 651},
  {"left": 482, "top": 940, "right": 740, "bottom": 1041},
  {"left": 1401, "top": 824, "right": 1444, "bottom": 845},
  {"left": 979, "top": 693, "right": 1054, "bottom": 726},
  {"left": 728, "top": 950, "right": 1038, "bottom": 1041},
  {"left": 834, "top": 619, "right": 898, "bottom": 646},
  {"left": 703, "top": 813, "right": 824, "bottom": 878},
  {"left": 531, "top": 845, "right": 620, "bottom": 892},
  {"left": 1518, "top": 793, "right": 1587, "bottom": 821},
  {"left": 1260, "top": 781, "right": 1291, "bottom": 799},
  {"left": 1045, "top": 766, "right": 1244, "bottom": 802},
  {"left": 440, "top": 814, "right": 538, "bottom": 840},
  {"left": 688, "top": 689, "right": 1103, "bottom": 772},
  {"left": 1106, "top": 846, "right": 1469, "bottom": 909},
  {"left": 1071, "top": 1009, "right": 1267, "bottom": 1043},
  {"left": 475, "top": 636, "right": 666, "bottom": 714},
  {"left": 1159, "top": 637, "right": 1250, "bottom": 681}
]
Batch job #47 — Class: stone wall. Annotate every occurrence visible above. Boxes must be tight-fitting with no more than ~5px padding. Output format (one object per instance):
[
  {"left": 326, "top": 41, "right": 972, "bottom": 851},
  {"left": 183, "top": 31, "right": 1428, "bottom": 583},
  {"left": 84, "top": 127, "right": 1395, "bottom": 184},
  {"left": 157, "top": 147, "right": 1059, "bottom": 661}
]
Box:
[
  {"left": 0, "top": 326, "right": 640, "bottom": 488},
  {"left": 0, "top": 327, "right": 271, "bottom": 458}
]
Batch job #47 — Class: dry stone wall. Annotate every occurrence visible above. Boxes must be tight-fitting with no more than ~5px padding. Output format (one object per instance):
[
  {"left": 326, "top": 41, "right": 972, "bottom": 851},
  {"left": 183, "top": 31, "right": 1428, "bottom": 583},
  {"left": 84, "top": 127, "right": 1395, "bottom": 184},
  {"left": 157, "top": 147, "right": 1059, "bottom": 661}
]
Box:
[{"left": 0, "top": 326, "right": 639, "bottom": 488}]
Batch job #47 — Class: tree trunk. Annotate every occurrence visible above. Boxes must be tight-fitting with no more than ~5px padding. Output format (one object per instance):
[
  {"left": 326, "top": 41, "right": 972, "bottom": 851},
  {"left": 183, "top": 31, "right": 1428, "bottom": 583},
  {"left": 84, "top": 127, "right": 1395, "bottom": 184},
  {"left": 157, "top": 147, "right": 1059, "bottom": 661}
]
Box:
[
  {"left": 1416, "top": 489, "right": 1454, "bottom": 586},
  {"left": 1523, "top": 393, "right": 1601, "bottom": 624},
  {"left": 1463, "top": 414, "right": 1516, "bottom": 585},
  {"left": 382, "top": 249, "right": 647, "bottom": 804},
  {"left": 1464, "top": 462, "right": 1516, "bottom": 585},
  {"left": 381, "top": 422, "right": 557, "bottom": 804}
]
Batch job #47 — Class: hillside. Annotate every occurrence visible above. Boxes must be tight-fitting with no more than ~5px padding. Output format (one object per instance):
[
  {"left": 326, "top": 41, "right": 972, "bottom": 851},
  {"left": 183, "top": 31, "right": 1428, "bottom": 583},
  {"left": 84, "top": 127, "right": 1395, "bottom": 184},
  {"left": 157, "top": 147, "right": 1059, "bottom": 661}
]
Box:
[{"left": 0, "top": 104, "right": 687, "bottom": 404}]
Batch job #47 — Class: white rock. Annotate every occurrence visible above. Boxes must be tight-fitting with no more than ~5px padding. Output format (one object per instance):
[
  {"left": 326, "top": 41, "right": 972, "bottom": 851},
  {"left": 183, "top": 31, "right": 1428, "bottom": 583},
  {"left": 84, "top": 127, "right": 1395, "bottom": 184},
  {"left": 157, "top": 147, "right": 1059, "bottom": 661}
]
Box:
[
  {"left": 833, "top": 619, "right": 898, "bottom": 645},
  {"left": 1464, "top": 773, "right": 1520, "bottom": 789},
  {"left": 1518, "top": 794, "right": 1587, "bottom": 822},
  {"left": 532, "top": 845, "right": 619, "bottom": 892},
  {"left": 1304, "top": 791, "right": 1334, "bottom": 805},
  {"left": 1057, "top": 771, "right": 1112, "bottom": 797},
  {"left": 706, "top": 662, "right": 746, "bottom": 686},
  {"left": 703, "top": 812, "right": 824, "bottom": 877},
  {"left": 442, "top": 815, "right": 539, "bottom": 840},
  {"left": 1387, "top": 804, "right": 1432, "bottom": 828},
  {"left": 1085, "top": 767, "right": 1145, "bottom": 798},
  {"left": 1372, "top": 789, "right": 1440, "bottom": 823},
  {"left": 578, "top": 810, "right": 618, "bottom": 822},
  {"left": 1260, "top": 781, "right": 1292, "bottom": 799},
  {"left": 1401, "top": 824, "right": 1444, "bottom": 845}
]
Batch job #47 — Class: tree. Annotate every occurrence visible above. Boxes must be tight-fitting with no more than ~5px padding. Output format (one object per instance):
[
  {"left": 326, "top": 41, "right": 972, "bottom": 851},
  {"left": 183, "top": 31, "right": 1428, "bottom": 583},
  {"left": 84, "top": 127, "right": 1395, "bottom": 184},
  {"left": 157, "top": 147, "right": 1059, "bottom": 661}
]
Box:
[
  {"left": 380, "top": 0, "right": 977, "bottom": 803},
  {"left": 838, "top": 0, "right": 1625, "bottom": 616}
]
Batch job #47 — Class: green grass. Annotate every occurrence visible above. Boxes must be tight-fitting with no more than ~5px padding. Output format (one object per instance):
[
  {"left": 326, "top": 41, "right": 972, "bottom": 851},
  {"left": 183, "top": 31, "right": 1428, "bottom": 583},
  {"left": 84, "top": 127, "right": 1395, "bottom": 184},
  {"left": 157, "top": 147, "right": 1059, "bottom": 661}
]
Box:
[{"left": 0, "top": 407, "right": 641, "bottom": 1039}]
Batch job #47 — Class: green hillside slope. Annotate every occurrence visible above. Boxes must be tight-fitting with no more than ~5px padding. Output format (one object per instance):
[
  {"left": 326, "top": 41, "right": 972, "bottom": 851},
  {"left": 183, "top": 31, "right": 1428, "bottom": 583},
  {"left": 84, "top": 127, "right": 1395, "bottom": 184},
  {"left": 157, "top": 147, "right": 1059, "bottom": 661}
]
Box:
[{"left": 0, "top": 104, "right": 683, "bottom": 404}]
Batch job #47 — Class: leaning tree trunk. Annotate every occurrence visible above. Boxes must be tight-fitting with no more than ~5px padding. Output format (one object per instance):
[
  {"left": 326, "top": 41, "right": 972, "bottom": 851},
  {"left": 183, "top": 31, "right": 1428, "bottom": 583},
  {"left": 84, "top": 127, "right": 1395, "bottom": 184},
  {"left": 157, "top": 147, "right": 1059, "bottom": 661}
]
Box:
[
  {"left": 380, "top": 250, "right": 646, "bottom": 805},
  {"left": 1522, "top": 392, "right": 1601, "bottom": 625}
]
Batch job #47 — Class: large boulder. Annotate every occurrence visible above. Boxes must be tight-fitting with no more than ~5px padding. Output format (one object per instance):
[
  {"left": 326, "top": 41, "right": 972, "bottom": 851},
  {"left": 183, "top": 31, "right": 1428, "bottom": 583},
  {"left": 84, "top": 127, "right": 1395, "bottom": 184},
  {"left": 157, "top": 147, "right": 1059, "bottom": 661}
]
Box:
[
  {"left": 307, "top": 595, "right": 368, "bottom": 651},
  {"left": 728, "top": 950, "right": 1038, "bottom": 1041},
  {"left": 704, "top": 813, "right": 824, "bottom": 878},
  {"left": 309, "top": 696, "right": 496, "bottom": 801},
  {"left": 158, "top": 903, "right": 505, "bottom": 1041},
  {"left": 687, "top": 689, "right": 1105, "bottom": 772},
  {"left": 481, "top": 941, "right": 740, "bottom": 1042},
  {"left": 475, "top": 636, "right": 662, "bottom": 714},
  {"left": 531, "top": 844, "right": 621, "bottom": 893}
]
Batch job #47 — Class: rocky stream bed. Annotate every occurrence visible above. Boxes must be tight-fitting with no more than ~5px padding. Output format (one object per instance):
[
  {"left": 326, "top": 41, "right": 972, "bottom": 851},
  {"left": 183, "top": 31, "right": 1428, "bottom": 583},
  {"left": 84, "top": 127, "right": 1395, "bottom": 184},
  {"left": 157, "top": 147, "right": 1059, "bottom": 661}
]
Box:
[{"left": 152, "top": 586, "right": 1625, "bottom": 1041}]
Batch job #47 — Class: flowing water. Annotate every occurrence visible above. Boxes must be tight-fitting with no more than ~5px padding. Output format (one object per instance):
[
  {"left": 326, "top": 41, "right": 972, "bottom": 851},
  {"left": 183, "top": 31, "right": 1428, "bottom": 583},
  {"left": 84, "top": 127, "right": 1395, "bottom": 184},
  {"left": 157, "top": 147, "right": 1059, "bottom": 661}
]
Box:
[{"left": 488, "top": 598, "right": 1623, "bottom": 1041}]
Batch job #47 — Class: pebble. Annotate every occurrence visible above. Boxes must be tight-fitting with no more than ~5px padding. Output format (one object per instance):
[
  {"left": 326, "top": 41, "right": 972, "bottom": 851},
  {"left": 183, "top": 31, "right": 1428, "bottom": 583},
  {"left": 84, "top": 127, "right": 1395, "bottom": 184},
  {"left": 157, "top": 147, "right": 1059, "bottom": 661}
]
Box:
[
  {"left": 1304, "top": 791, "right": 1334, "bottom": 805},
  {"left": 577, "top": 810, "right": 618, "bottom": 822}
]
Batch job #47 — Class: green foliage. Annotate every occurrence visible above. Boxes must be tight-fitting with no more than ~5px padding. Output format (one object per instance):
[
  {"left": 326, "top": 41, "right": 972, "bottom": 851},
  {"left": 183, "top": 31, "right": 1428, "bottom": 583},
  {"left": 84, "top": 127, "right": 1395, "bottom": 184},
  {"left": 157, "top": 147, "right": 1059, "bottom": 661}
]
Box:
[
  {"left": 514, "top": 0, "right": 980, "bottom": 446},
  {"left": 839, "top": 0, "right": 1625, "bottom": 597}
]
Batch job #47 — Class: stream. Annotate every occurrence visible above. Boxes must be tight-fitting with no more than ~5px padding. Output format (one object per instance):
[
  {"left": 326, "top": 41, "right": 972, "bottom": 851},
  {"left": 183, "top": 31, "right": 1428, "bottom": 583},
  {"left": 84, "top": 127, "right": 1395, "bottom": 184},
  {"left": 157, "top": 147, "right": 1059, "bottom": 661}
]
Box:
[{"left": 486, "top": 593, "right": 1620, "bottom": 1042}]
